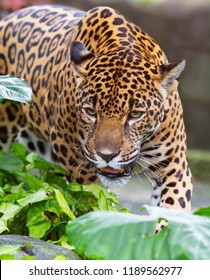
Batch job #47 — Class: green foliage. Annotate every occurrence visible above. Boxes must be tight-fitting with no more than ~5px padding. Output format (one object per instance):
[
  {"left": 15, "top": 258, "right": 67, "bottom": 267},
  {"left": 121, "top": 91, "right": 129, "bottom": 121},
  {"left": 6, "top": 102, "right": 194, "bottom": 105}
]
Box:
[
  {"left": 0, "top": 143, "right": 124, "bottom": 245},
  {"left": 66, "top": 206, "right": 210, "bottom": 260},
  {"left": 0, "top": 75, "right": 33, "bottom": 104},
  {"left": 194, "top": 206, "right": 210, "bottom": 217},
  {"left": 0, "top": 144, "right": 210, "bottom": 260}
]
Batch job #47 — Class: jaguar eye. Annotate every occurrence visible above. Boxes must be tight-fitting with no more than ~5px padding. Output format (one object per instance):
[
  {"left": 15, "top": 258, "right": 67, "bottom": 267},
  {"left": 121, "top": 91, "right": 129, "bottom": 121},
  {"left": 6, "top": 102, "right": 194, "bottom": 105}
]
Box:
[
  {"left": 84, "top": 107, "right": 97, "bottom": 117},
  {"left": 129, "top": 110, "right": 145, "bottom": 120}
]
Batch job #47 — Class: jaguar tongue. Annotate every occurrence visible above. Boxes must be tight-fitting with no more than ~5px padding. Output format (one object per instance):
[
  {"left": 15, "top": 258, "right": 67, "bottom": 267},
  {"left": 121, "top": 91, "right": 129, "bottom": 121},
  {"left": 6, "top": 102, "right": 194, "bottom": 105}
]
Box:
[
  {"left": 98, "top": 166, "right": 132, "bottom": 178},
  {"left": 100, "top": 167, "right": 124, "bottom": 175}
]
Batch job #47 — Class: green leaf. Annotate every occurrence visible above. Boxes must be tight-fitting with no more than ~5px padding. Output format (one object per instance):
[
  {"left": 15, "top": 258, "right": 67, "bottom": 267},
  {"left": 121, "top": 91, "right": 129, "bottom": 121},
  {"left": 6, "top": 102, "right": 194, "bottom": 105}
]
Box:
[
  {"left": 45, "top": 200, "right": 61, "bottom": 218},
  {"left": 0, "top": 75, "right": 33, "bottom": 104},
  {"left": 194, "top": 207, "right": 210, "bottom": 217},
  {"left": 54, "top": 188, "right": 76, "bottom": 220},
  {"left": 0, "top": 151, "right": 24, "bottom": 172},
  {"left": 0, "top": 202, "right": 22, "bottom": 223},
  {"left": 98, "top": 190, "right": 108, "bottom": 211},
  {"left": 28, "top": 220, "right": 51, "bottom": 238},
  {"left": 0, "top": 245, "right": 20, "bottom": 255},
  {"left": 14, "top": 172, "right": 50, "bottom": 191},
  {"left": 27, "top": 207, "right": 46, "bottom": 227},
  {"left": 17, "top": 188, "right": 48, "bottom": 207},
  {"left": 21, "top": 256, "right": 35, "bottom": 260},
  {"left": 26, "top": 152, "right": 68, "bottom": 174},
  {"left": 0, "top": 219, "right": 9, "bottom": 234},
  {"left": 6, "top": 182, "right": 25, "bottom": 194},
  {"left": 66, "top": 206, "right": 210, "bottom": 260},
  {"left": 57, "top": 235, "right": 75, "bottom": 251},
  {"left": 68, "top": 183, "right": 121, "bottom": 207},
  {"left": 26, "top": 202, "right": 60, "bottom": 238},
  {"left": 0, "top": 254, "right": 18, "bottom": 260},
  {"left": 53, "top": 254, "right": 69, "bottom": 260},
  {"left": 11, "top": 143, "right": 27, "bottom": 160}
]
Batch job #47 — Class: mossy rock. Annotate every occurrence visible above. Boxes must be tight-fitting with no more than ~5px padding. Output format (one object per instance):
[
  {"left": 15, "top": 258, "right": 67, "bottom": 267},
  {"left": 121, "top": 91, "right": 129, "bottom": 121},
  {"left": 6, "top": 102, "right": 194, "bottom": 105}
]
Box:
[{"left": 0, "top": 235, "right": 80, "bottom": 260}]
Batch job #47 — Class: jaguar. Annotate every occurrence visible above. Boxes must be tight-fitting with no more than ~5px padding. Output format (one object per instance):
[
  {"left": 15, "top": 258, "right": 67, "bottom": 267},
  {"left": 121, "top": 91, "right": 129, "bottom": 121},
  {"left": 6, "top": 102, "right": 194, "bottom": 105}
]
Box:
[{"left": 0, "top": 5, "right": 193, "bottom": 211}]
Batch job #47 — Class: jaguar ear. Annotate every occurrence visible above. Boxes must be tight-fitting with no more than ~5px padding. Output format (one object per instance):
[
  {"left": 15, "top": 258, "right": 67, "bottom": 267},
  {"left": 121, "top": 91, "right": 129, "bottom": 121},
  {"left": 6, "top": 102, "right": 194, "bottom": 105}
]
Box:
[
  {"left": 70, "top": 41, "right": 94, "bottom": 76},
  {"left": 159, "top": 59, "right": 186, "bottom": 98}
]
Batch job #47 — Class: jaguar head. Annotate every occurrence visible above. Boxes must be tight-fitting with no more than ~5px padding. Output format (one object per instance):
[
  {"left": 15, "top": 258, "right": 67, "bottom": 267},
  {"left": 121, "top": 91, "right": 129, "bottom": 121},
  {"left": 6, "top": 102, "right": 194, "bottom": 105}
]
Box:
[{"left": 70, "top": 41, "right": 185, "bottom": 187}]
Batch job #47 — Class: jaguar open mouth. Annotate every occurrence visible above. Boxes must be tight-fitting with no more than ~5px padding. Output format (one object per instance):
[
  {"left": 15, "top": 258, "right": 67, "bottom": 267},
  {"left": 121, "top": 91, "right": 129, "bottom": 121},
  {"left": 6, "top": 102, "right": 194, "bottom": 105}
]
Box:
[{"left": 97, "top": 166, "right": 132, "bottom": 178}]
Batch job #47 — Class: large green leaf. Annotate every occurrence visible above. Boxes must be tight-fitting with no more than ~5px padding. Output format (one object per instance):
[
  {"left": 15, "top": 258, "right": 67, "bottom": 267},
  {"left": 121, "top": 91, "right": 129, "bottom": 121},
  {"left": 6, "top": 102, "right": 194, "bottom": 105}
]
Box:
[
  {"left": 0, "top": 75, "right": 33, "bottom": 104},
  {"left": 66, "top": 206, "right": 210, "bottom": 260},
  {"left": 17, "top": 188, "right": 48, "bottom": 207}
]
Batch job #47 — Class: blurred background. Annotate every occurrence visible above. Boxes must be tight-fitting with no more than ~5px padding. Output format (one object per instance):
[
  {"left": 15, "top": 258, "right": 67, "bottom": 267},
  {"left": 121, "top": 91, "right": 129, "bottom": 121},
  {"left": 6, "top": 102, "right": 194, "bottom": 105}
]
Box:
[{"left": 0, "top": 0, "right": 210, "bottom": 211}]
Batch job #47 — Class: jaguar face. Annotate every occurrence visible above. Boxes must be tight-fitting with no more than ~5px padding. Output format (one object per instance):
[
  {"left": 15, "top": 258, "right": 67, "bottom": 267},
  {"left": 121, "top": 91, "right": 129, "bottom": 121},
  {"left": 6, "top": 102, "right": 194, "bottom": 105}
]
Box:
[
  {"left": 78, "top": 89, "right": 164, "bottom": 187},
  {"left": 71, "top": 47, "right": 167, "bottom": 187}
]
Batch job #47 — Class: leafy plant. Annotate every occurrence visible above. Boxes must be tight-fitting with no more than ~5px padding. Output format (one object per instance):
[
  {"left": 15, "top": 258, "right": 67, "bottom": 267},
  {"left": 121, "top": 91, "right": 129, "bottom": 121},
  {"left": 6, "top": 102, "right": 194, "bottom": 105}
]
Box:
[
  {"left": 0, "top": 75, "right": 33, "bottom": 104},
  {"left": 0, "top": 143, "right": 125, "bottom": 244},
  {"left": 66, "top": 206, "right": 210, "bottom": 260}
]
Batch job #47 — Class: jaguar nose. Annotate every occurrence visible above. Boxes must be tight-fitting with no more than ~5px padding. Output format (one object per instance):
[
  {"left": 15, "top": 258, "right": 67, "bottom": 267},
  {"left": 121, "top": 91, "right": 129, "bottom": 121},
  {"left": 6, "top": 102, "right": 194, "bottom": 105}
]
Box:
[{"left": 97, "top": 151, "right": 119, "bottom": 163}]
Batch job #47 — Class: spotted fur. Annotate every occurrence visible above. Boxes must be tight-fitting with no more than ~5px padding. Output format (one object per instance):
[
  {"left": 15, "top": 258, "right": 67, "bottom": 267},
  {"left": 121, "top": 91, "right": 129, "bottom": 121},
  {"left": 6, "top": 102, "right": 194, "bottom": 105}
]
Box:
[{"left": 0, "top": 5, "right": 193, "bottom": 211}]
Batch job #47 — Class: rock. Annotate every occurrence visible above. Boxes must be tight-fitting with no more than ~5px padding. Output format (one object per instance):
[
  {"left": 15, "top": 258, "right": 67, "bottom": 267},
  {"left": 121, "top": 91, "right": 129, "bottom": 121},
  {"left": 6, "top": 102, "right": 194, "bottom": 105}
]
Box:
[{"left": 0, "top": 235, "right": 80, "bottom": 260}]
